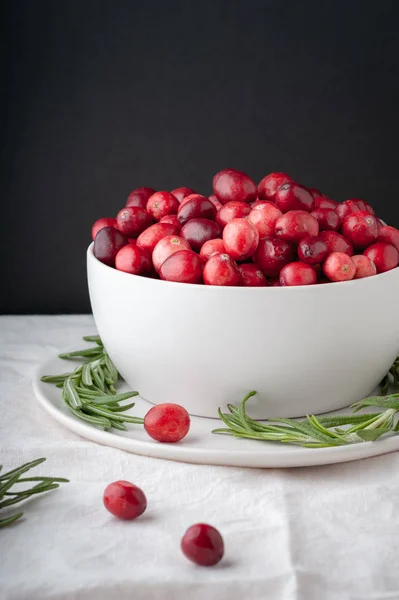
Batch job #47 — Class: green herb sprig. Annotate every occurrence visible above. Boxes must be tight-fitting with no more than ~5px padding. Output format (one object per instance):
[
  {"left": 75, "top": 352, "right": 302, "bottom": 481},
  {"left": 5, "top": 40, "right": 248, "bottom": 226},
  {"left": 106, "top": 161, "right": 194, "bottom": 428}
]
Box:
[
  {"left": 41, "top": 335, "right": 144, "bottom": 431},
  {"left": 0, "top": 458, "right": 68, "bottom": 528}
]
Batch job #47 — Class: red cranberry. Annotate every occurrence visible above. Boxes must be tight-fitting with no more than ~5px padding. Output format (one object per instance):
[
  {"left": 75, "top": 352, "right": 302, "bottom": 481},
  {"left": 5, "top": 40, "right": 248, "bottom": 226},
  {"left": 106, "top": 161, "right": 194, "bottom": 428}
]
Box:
[
  {"left": 170, "top": 187, "right": 196, "bottom": 203},
  {"left": 146, "top": 191, "right": 179, "bottom": 221},
  {"left": 314, "top": 196, "right": 339, "bottom": 210},
  {"left": 200, "top": 239, "right": 226, "bottom": 261},
  {"left": 216, "top": 201, "right": 251, "bottom": 227},
  {"left": 208, "top": 194, "right": 223, "bottom": 210},
  {"left": 323, "top": 252, "right": 356, "bottom": 282},
  {"left": 341, "top": 210, "right": 379, "bottom": 249},
  {"left": 336, "top": 199, "right": 364, "bottom": 221},
  {"left": 275, "top": 211, "right": 319, "bottom": 243},
  {"left": 279, "top": 262, "right": 317, "bottom": 286},
  {"left": 378, "top": 225, "right": 399, "bottom": 252},
  {"left": 346, "top": 198, "right": 374, "bottom": 215},
  {"left": 251, "top": 200, "right": 269, "bottom": 208},
  {"left": 144, "top": 403, "right": 190, "bottom": 442},
  {"left": 117, "top": 207, "right": 153, "bottom": 237},
  {"left": 115, "top": 244, "right": 151, "bottom": 275},
  {"left": 91, "top": 217, "right": 118, "bottom": 240},
  {"left": 212, "top": 168, "right": 257, "bottom": 204},
  {"left": 103, "top": 480, "right": 147, "bottom": 520},
  {"left": 126, "top": 187, "right": 156, "bottom": 208},
  {"left": 179, "top": 193, "right": 209, "bottom": 209},
  {"left": 297, "top": 235, "right": 328, "bottom": 265},
  {"left": 363, "top": 242, "right": 399, "bottom": 273},
  {"left": 310, "top": 208, "right": 340, "bottom": 231},
  {"left": 181, "top": 218, "right": 221, "bottom": 252},
  {"left": 318, "top": 231, "right": 354, "bottom": 256},
  {"left": 257, "top": 172, "right": 293, "bottom": 201},
  {"left": 203, "top": 253, "right": 240, "bottom": 286},
  {"left": 275, "top": 183, "right": 315, "bottom": 213},
  {"left": 177, "top": 196, "right": 216, "bottom": 225},
  {"left": 159, "top": 215, "right": 181, "bottom": 229},
  {"left": 137, "top": 222, "right": 180, "bottom": 254},
  {"left": 181, "top": 523, "right": 224, "bottom": 566},
  {"left": 159, "top": 249, "right": 203, "bottom": 284},
  {"left": 238, "top": 263, "right": 268, "bottom": 286},
  {"left": 152, "top": 235, "right": 191, "bottom": 273},
  {"left": 269, "top": 277, "right": 281, "bottom": 286},
  {"left": 223, "top": 218, "right": 259, "bottom": 260},
  {"left": 352, "top": 255, "right": 377, "bottom": 279},
  {"left": 248, "top": 202, "right": 283, "bottom": 238},
  {"left": 254, "top": 237, "right": 294, "bottom": 277},
  {"left": 93, "top": 226, "right": 128, "bottom": 267}
]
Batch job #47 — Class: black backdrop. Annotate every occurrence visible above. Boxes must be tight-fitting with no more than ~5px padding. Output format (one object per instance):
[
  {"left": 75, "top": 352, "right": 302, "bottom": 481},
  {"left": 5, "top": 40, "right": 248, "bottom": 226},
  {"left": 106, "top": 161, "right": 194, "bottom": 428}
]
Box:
[{"left": 2, "top": 0, "right": 399, "bottom": 314}]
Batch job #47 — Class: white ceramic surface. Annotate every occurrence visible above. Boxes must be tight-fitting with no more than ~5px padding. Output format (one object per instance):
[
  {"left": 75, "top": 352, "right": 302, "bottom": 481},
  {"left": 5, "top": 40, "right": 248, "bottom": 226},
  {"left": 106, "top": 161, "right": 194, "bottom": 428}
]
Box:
[
  {"left": 33, "top": 350, "right": 399, "bottom": 468},
  {"left": 87, "top": 244, "right": 399, "bottom": 419}
]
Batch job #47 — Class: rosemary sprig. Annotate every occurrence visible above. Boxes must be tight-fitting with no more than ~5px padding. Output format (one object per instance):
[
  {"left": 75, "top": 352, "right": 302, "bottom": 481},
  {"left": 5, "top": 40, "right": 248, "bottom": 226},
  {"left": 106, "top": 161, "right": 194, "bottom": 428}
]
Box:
[
  {"left": 0, "top": 458, "right": 68, "bottom": 528},
  {"left": 41, "top": 336, "right": 144, "bottom": 431}
]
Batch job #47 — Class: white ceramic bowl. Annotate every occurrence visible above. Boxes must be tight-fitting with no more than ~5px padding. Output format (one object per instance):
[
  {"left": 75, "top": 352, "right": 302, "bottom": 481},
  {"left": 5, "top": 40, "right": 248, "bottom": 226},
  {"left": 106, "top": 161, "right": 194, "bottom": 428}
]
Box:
[{"left": 87, "top": 244, "right": 399, "bottom": 419}]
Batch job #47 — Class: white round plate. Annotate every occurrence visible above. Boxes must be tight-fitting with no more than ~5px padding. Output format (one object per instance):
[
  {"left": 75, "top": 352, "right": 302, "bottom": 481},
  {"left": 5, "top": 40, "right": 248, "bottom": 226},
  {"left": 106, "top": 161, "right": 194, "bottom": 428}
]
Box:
[{"left": 33, "top": 348, "right": 399, "bottom": 468}]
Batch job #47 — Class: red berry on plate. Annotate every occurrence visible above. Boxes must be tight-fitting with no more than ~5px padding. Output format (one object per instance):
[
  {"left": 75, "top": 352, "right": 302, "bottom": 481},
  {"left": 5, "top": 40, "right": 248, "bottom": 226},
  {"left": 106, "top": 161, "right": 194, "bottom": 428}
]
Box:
[
  {"left": 126, "top": 187, "right": 156, "bottom": 208},
  {"left": 323, "top": 252, "right": 356, "bottom": 282},
  {"left": 318, "top": 231, "right": 354, "bottom": 256},
  {"left": 275, "top": 183, "right": 315, "bottom": 212},
  {"left": 238, "top": 263, "right": 268, "bottom": 286},
  {"left": 117, "top": 207, "right": 153, "bottom": 237},
  {"left": 257, "top": 172, "right": 293, "bottom": 201},
  {"left": 248, "top": 202, "right": 283, "bottom": 238},
  {"left": 208, "top": 194, "right": 223, "bottom": 210},
  {"left": 254, "top": 237, "right": 295, "bottom": 277},
  {"left": 159, "top": 215, "right": 181, "bottom": 229},
  {"left": 170, "top": 187, "right": 196, "bottom": 203},
  {"left": 279, "top": 262, "right": 317, "bottom": 286},
  {"left": 203, "top": 253, "right": 240, "bottom": 286},
  {"left": 274, "top": 210, "right": 319, "bottom": 243},
  {"left": 212, "top": 168, "right": 257, "bottom": 204},
  {"left": 179, "top": 193, "right": 208, "bottom": 209},
  {"left": 177, "top": 196, "right": 217, "bottom": 225},
  {"left": 144, "top": 403, "right": 190, "bottom": 442},
  {"left": 137, "top": 222, "right": 180, "bottom": 254},
  {"left": 159, "top": 250, "right": 203, "bottom": 284},
  {"left": 146, "top": 191, "right": 179, "bottom": 221},
  {"left": 199, "top": 239, "right": 226, "bottom": 261},
  {"left": 115, "top": 244, "right": 152, "bottom": 275},
  {"left": 297, "top": 235, "right": 328, "bottom": 265},
  {"left": 378, "top": 225, "right": 399, "bottom": 252},
  {"left": 181, "top": 523, "right": 224, "bottom": 566},
  {"left": 341, "top": 210, "right": 379, "bottom": 249},
  {"left": 352, "top": 255, "right": 377, "bottom": 279},
  {"left": 216, "top": 201, "right": 251, "bottom": 227},
  {"left": 152, "top": 235, "right": 191, "bottom": 273},
  {"left": 269, "top": 277, "right": 281, "bottom": 286},
  {"left": 363, "top": 242, "right": 399, "bottom": 273},
  {"left": 92, "top": 217, "right": 118, "bottom": 240},
  {"left": 103, "top": 480, "right": 147, "bottom": 520},
  {"left": 181, "top": 218, "right": 221, "bottom": 252},
  {"left": 223, "top": 218, "right": 259, "bottom": 260},
  {"left": 93, "top": 226, "right": 129, "bottom": 267},
  {"left": 310, "top": 207, "right": 340, "bottom": 231}
]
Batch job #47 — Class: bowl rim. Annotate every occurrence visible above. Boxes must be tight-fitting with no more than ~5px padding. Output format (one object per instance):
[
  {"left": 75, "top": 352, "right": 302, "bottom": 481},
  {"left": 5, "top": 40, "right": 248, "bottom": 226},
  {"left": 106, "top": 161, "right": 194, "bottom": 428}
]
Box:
[{"left": 87, "top": 242, "right": 399, "bottom": 293}]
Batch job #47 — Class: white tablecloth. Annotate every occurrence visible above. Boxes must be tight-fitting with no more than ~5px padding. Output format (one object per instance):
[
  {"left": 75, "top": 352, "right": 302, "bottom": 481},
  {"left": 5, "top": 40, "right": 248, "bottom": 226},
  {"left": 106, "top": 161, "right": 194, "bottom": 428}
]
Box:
[{"left": 1, "top": 315, "right": 399, "bottom": 600}]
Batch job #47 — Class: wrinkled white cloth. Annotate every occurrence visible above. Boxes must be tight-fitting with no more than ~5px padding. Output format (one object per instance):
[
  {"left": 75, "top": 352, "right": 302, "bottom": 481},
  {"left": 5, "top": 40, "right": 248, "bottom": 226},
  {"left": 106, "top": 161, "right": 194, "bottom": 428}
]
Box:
[{"left": 1, "top": 315, "right": 399, "bottom": 600}]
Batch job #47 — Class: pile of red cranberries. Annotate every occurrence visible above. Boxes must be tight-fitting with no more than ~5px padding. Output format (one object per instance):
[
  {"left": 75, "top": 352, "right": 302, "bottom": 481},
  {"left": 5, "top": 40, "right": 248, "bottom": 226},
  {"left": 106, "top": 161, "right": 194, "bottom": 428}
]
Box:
[{"left": 92, "top": 171, "right": 399, "bottom": 286}]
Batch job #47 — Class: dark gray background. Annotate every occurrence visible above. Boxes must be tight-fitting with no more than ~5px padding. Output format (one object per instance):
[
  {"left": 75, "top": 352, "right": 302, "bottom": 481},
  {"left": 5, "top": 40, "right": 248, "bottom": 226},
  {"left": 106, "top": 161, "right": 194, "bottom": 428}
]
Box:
[{"left": 2, "top": 0, "right": 399, "bottom": 314}]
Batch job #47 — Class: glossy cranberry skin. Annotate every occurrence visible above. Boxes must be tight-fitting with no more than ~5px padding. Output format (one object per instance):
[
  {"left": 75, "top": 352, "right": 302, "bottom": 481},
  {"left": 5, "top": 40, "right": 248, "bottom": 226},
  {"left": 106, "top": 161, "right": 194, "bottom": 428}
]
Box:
[
  {"left": 91, "top": 217, "right": 118, "bottom": 240},
  {"left": 103, "top": 480, "right": 147, "bottom": 520},
  {"left": 117, "top": 207, "right": 153, "bottom": 237},
  {"left": 274, "top": 211, "right": 319, "bottom": 243},
  {"left": 248, "top": 202, "right": 283, "bottom": 238},
  {"left": 341, "top": 210, "right": 379, "bottom": 249},
  {"left": 159, "top": 249, "right": 203, "bottom": 284},
  {"left": 223, "top": 218, "right": 259, "bottom": 260},
  {"left": 323, "top": 252, "right": 356, "bottom": 282},
  {"left": 310, "top": 208, "right": 340, "bottom": 231},
  {"left": 297, "top": 236, "right": 328, "bottom": 265},
  {"left": 137, "top": 222, "right": 180, "bottom": 254},
  {"left": 177, "top": 196, "right": 217, "bottom": 225},
  {"left": 200, "top": 239, "right": 226, "bottom": 261},
  {"left": 181, "top": 524, "right": 224, "bottom": 566},
  {"left": 336, "top": 200, "right": 364, "bottom": 221},
  {"left": 318, "top": 231, "right": 354, "bottom": 256},
  {"left": 146, "top": 191, "right": 179, "bottom": 221},
  {"left": 275, "top": 183, "right": 315, "bottom": 213},
  {"left": 216, "top": 201, "right": 251, "bottom": 227},
  {"left": 254, "top": 237, "right": 295, "bottom": 277},
  {"left": 238, "top": 263, "right": 268, "bottom": 286},
  {"left": 347, "top": 198, "right": 374, "bottom": 215},
  {"left": 93, "top": 226, "right": 129, "bottom": 267},
  {"left": 314, "top": 195, "right": 338, "bottom": 210},
  {"left": 257, "top": 172, "right": 293, "bottom": 201},
  {"left": 181, "top": 218, "right": 221, "bottom": 252},
  {"left": 352, "top": 255, "right": 377, "bottom": 279},
  {"left": 208, "top": 194, "right": 223, "bottom": 210},
  {"left": 152, "top": 235, "right": 191, "bottom": 273},
  {"left": 126, "top": 187, "right": 156, "bottom": 208},
  {"left": 170, "top": 187, "right": 196, "bottom": 203},
  {"left": 115, "top": 244, "right": 151, "bottom": 275},
  {"left": 179, "top": 193, "right": 209, "bottom": 210},
  {"left": 363, "top": 242, "right": 399, "bottom": 273},
  {"left": 212, "top": 168, "right": 257, "bottom": 204},
  {"left": 378, "top": 225, "right": 399, "bottom": 252},
  {"left": 203, "top": 253, "right": 240, "bottom": 286},
  {"left": 159, "top": 215, "right": 181, "bottom": 229},
  {"left": 279, "top": 262, "right": 317, "bottom": 286},
  {"left": 144, "top": 403, "right": 190, "bottom": 442}
]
